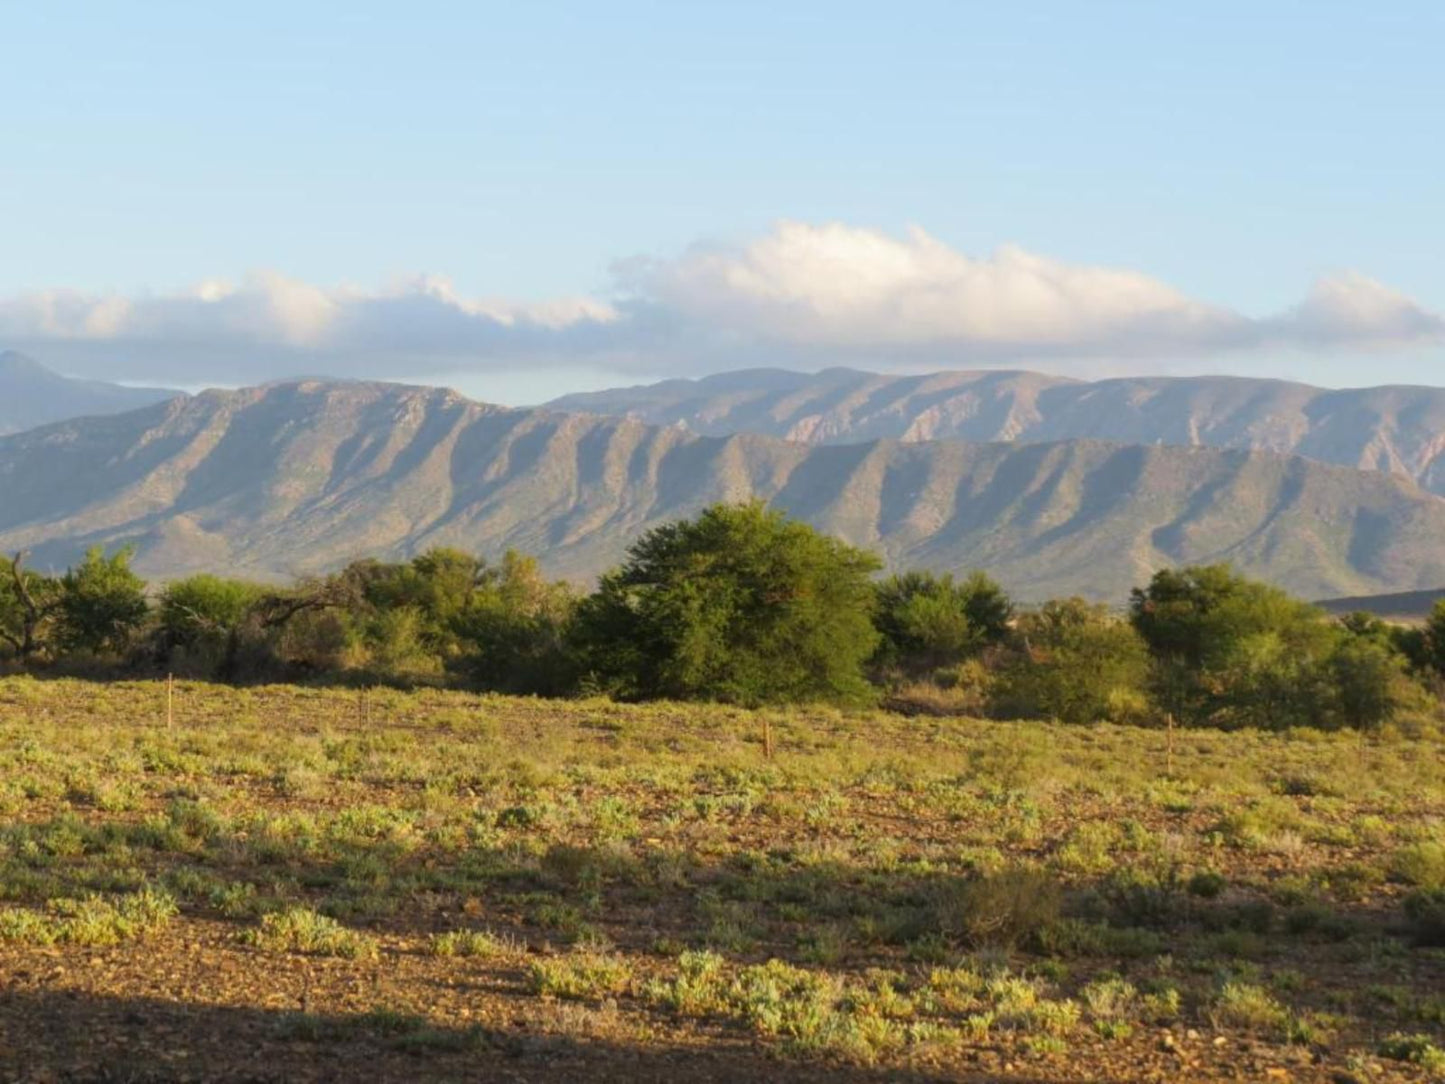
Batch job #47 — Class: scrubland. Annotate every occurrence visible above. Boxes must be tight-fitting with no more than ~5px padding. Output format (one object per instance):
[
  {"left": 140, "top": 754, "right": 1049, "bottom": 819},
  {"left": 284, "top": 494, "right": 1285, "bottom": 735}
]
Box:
[{"left": 1, "top": 677, "right": 1444, "bottom": 1081}]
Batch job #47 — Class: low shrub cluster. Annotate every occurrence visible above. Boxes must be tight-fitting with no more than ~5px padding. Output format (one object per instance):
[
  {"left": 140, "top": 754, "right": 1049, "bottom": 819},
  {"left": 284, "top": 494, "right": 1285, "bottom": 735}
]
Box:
[
  {"left": 0, "top": 888, "right": 177, "bottom": 946},
  {"left": 3, "top": 501, "right": 1443, "bottom": 730}
]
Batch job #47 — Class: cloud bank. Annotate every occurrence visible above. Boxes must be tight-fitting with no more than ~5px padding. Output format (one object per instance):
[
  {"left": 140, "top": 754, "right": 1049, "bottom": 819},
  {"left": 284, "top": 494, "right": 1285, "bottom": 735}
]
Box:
[{"left": 2, "top": 222, "right": 1440, "bottom": 385}]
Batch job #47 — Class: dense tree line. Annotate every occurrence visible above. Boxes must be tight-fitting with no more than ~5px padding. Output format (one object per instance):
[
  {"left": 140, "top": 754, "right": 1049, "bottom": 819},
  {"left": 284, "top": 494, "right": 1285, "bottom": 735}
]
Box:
[{"left": 3, "top": 502, "right": 1443, "bottom": 731}]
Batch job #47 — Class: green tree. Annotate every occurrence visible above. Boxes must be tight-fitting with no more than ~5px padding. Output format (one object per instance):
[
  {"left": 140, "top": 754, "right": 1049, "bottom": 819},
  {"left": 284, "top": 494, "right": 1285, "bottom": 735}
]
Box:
[
  {"left": 1130, "top": 565, "right": 1420, "bottom": 730},
  {"left": 1421, "top": 600, "right": 1445, "bottom": 679},
  {"left": 1130, "top": 565, "right": 1331, "bottom": 670},
  {"left": 252, "top": 548, "right": 576, "bottom": 690},
  {"left": 356, "top": 605, "right": 437, "bottom": 681},
  {"left": 159, "top": 574, "right": 264, "bottom": 644},
  {"left": 348, "top": 549, "right": 488, "bottom": 662},
  {"left": 572, "top": 501, "right": 881, "bottom": 705},
  {"left": 409, "top": 548, "right": 489, "bottom": 642},
  {"left": 56, "top": 546, "right": 150, "bottom": 655},
  {"left": 454, "top": 550, "right": 577, "bottom": 693},
  {"left": 0, "top": 552, "right": 61, "bottom": 660},
  {"left": 158, "top": 574, "right": 267, "bottom": 678},
  {"left": 1329, "top": 634, "right": 1410, "bottom": 731},
  {"left": 1130, "top": 565, "right": 1339, "bottom": 726},
  {"left": 1338, "top": 610, "right": 1392, "bottom": 645},
  {"left": 989, "top": 598, "right": 1150, "bottom": 725},
  {"left": 873, "top": 570, "right": 1012, "bottom": 676},
  {"left": 1214, "top": 629, "right": 1338, "bottom": 730}
]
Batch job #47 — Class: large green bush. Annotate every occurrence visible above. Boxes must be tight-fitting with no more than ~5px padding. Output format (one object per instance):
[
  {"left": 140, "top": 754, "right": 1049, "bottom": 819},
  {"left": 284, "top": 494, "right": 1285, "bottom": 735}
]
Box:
[
  {"left": 1131, "top": 565, "right": 1413, "bottom": 730},
  {"left": 572, "top": 501, "right": 881, "bottom": 705},
  {"left": 990, "top": 598, "right": 1151, "bottom": 725},
  {"left": 55, "top": 547, "right": 149, "bottom": 656},
  {"left": 451, "top": 551, "right": 577, "bottom": 694},
  {"left": 873, "top": 570, "right": 1012, "bottom": 676},
  {"left": 157, "top": 574, "right": 268, "bottom": 679}
]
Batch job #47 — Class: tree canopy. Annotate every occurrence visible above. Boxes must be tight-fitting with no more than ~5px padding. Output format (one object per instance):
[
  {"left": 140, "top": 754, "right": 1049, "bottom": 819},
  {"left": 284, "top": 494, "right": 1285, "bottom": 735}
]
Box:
[
  {"left": 873, "top": 570, "right": 1012, "bottom": 676},
  {"left": 573, "top": 501, "right": 881, "bottom": 705},
  {"left": 0, "top": 525, "right": 1431, "bottom": 732}
]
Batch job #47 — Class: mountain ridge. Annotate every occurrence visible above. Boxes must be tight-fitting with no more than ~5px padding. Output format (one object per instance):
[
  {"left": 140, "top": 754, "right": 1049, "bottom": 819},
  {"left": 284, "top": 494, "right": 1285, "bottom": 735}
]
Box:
[
  {"left": 546, "top": 367, "right": 1445, "bottom": 495},
  {"left": 2, "top": 379, "right": 1445, "bottom": 601},
  {"left": 0, "top": 350, "right": 182, "bottom": 434}
]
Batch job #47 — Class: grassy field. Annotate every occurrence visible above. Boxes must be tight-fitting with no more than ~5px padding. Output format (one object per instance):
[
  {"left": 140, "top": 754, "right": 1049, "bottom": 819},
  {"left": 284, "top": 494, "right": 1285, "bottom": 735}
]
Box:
[{"left": 1, "top": 678, "right": 1444, "bottom": 1082}]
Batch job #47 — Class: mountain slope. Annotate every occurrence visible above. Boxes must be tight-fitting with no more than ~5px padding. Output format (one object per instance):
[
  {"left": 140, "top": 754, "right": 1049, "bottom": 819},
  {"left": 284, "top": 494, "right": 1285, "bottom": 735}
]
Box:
[
  {"left": 0, "top": 351, "right": 181, "bottom": 434},
  {"left": 3, "top": 381, "right": 1445, "bottom": 600},
  {"left": 1316, "top": 588, "right": 1445, "bottom": 622},
  {"left": 548, "top": 367, "right": 1445, "bottom": 495}
]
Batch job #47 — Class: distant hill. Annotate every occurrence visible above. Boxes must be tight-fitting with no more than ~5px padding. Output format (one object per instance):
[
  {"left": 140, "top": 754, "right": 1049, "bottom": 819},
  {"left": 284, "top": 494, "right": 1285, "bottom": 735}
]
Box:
[
  {"left": 3, "top": 380, "right": 1445, "bottom": 601},
  {"left": 0, "top": 351, "right": 180, "bottom": 434},
  {"left": 1316, "top": 588, "right": 1445, "bottom": 623},
  {"left": 549, "top": 367, "right": 1445, "bottom": 495}
]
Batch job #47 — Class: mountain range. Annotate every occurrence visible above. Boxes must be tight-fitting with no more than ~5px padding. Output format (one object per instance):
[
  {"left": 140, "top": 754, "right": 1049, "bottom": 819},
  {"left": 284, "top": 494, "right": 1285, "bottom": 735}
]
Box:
[
  {"left": 0, "top": 351, "right": 180, "bottom": 434},
  {"left": 549, "top": 367, "right": 1445, "bottom": 495},
  {"left": 3, "top": 377, "right": 1445, "bottom": 601}
]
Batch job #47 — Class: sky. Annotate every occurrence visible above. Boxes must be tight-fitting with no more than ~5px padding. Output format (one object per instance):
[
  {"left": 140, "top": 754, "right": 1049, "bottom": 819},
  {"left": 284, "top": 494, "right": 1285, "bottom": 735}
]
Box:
[{"left": 2, "top": 1, "right": 1442, "bottom": 403}]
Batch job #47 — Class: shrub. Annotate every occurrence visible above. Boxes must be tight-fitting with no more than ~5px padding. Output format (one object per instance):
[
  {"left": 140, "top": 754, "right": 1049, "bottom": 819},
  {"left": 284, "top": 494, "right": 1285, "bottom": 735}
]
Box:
[
  {"left": 931, "top": 868, "right": 1062, "bottom": 949},
  {"left": 429, "top": 929, "right": 519, "bottom": 957},
  {"left": 55, "top": 546, "right": 149, "bottom": 656},
  {"left": 1082, "top": 978, "right": 1137, "bottom": 1023},
  {"left": 1141, "top": 986, "right": 1182, "bottom": 1024},
  {"left": 1379, "top": 1032, "right": 1445, "bottom": 1071},
  {"left": 730, "top": 959, "right": 845, "bottom": 1041},
  {"left": 1404, "top": 889, "right": 1445, "bottom": 947},
  {"left": 0, "top": 906, "right": 55, "bottom": 944},
  {"left": 246, "top": 908, "right": 377, "bottom": 959},
  {"left": 645, "top": 950, "right": 728, "bottom": 1015},
  {"left": 1212, "top": 982, "right": 1289, "bottom": 1034},
  {"left": 1131, "top": 564, "right": 1415, "bottom": 730},
  {"left": 873, "top": 570, "right": 1011, "bottom": 676},
  {"left": 0, "top": 889, "right": 177, "bottom": 947},
  {"left": 1187, "top": 870, "right": 1227, "bottom": 898},
  {"left": 1392, "top": 840, "right": 1445, "bottom": 889},
  {"left": 529, "top": 950, "right": 633, "bottom": 999},
  {"left": 990, "top": 599, "right": 1151, "bottom": 725},
  {"left": 1033, "top": 918, "right": 1164, "bottom": 959}
]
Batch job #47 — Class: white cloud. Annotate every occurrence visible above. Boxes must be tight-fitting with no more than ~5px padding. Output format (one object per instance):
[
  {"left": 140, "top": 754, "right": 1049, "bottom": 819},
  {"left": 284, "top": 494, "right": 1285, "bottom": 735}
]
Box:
[
  {"left": 623, "top": 222, "right": 1236, "bottom": 350},
  {"left": 1270, "top": 271, "right": 1444, "bottom": 348},
  {"left": 0, "top": 272, "right": 617, "bottom": 352},
  {"left": 621, "top": 223, "right": 1443, "bottom": 360},
  {"left": 0, "top": 221, "right": 1439, "bottom": 384}
]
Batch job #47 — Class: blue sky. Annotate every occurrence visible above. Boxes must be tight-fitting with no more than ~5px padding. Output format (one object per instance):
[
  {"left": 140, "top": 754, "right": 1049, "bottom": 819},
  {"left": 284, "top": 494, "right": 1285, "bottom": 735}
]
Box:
[{"left": 3, "top": 1, "right": 1441, "bottom": 401}]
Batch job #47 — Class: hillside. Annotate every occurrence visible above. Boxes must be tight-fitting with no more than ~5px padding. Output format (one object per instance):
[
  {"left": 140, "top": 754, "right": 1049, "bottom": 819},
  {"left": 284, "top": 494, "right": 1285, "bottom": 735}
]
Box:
[
  {"left": 1316, "top": 587, "right": 1445, "bottom": 622},
  {"left": 549, "top": 367, "right": 1445, "bottom": 495},
  {"left": 3, "top": 380, "right": 1445, "bottom": 600},
  {"left": 0, "top": 351, "right": 180, "bottom": 434}
]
